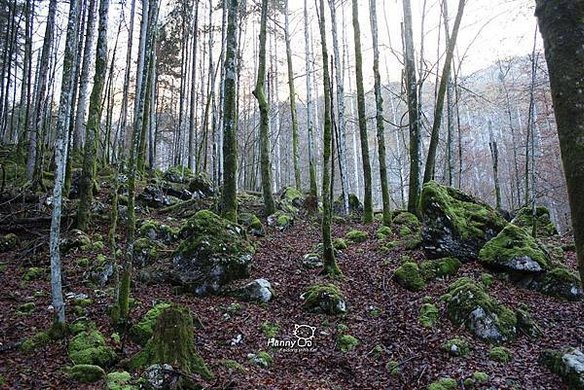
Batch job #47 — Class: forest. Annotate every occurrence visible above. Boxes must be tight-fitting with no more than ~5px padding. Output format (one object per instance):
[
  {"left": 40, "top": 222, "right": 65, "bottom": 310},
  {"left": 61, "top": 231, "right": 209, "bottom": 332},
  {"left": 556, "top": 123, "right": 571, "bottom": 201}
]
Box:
[{"left": 0, "top": 0, "right": 583, "bottom": 388}]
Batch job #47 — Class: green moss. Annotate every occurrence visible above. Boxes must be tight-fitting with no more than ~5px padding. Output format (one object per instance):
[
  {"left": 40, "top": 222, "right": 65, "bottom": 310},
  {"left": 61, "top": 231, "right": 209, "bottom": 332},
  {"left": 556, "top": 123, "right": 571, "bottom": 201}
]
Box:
[
  {"left": 345, "top": 230, "right": 368, "bottom": 243},
  {"left": 421, "top": 181, "right": 507, "bottom": 240},
  {"left": 0, "top": 233, "right": 18, "bottom": 252},
  {"left": 479, "top": 224, "right": 550, "bottom": 270},
  {"left": 395, "top": 262, "right": 426, "bottom": 291},
  {"left": 0, "top": 374, "right": 4, "bottom": 385},
  {"left": 219, "top": 359, "right": 246, "bottom": 373},
  {"left": 419, "top": 303, "right": 439, "bottom": 328},
  {"left": 69, "top": 321, "right": 95, "bottom": 335},
  {"left": 428, "top": 377, "right": 457, "bottom": 390},
  {"left": 256, "top": 351, "right": 273, "bottom": 366},
  {"left": 238, "top": 212, "right": 263, "bottom": 231},
  {"left": 17, "top": 302, "right": 36, "bottom": 314},
  {"left": 23, "top": 267, "right": 44, "bottom": 281},
  {"left": 399, "top": 226, "right": 412, "bottom": 237},
  {"left": 386, "top": 360, "right": 400, "bottom": 376},
  {"left": 337, "top": 334, "right": 359, "bottom": 352},
  {"left": 512, "top": 206, "right": 557, "bottom": 237},
  {"left": 76, "top": 258, "right": 90, "bottom": 267},
  {"left": 333, "top": 238, "right": 348, "bottom": 250},
  {"left": 20, "top": 331, "right": 50, "bottom": 352},
  {"left": 130, "top": 305, "right": 213, "bottom": 380},
  {"left": 68, "top": 330, "right": 117, "bottom": 367},
  {"left": 392, "top": 211, "right": 421, "bottom": 231},
  {"left": 74, "top": 298, "right": 93, "bottom": 307},
  {"left": 540, "top": 267, "right": 582, "bottom": 300},
  {"left": 442, "top": 337, "right": 470, "bottom": 357},
  {"left": 421, "top": 257, "right": 461, "bottom": 280},
  {"left": 376, "top": 226, "right": 392, "bottom": 239},
  {"left": 368, "top": 306, "right": 382, "bottom": 318},
  {"left": 164, "top": 165, "right": 193, "bottom": 182},
  {"left": 260, "top": 321, "right": 279, "bottom": 338},
  {"left": 105, "top": 371, "right": 134, "bottom": 390},
  {"left": 282, "top": 187, "right": 303, "bottom": 204},
  {"left": 68, "top": 364, "right": 105, "bottom": 383},
  {"left": 129, "top": 303, "right": 171, "bottom": 346},
  {"left": 443, "top": 278, "right": 517, "bottom": 342},
  {"left": 489, "top": 346, "right": 512, "bottom": 363},
  {"left": 302, "top": 284, "right": 346, "bottom": 315},
  {"left": 480, "top": 273, "right": 494, "bottom": 287},
  {"left": 464, "top": 371, "right": 489, "bottom": 387}
]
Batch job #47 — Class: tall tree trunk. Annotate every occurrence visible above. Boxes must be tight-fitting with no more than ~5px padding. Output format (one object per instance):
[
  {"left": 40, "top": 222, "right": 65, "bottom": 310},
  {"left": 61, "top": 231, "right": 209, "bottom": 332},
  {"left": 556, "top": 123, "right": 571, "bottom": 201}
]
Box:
[
  {"left": 76, "top": 0, "right": 110, "bottom": 231},
  {"left": 221, "top": 0, "right": 239, "bottom": 222},
  {"left": 402, "top": 0, "right": 421, "bottom": 214},
  {"left": 283, "top": 0, "right": 301, "bottom": 191},
  {"left": 188, "top": 0, "right": 200, "bottom": 170},
  {"left": 49, "top": 0, "right": 82, "bottom": 325},
  {"left": 73, "top": 0, "right": 98, "bottom": 153},
  {"left": 352, "top": 0, "right": 373, "bottom": 223},
  {"left": 369, "top": 0, "right": 391, "bottom": 226},
  {"left": 329, "top": 0, "right": 350, "bottom": 214},
  {"left": 253, "top": 0, "right": 275, "bottom": 215},
  {"left": 535, "top": 0, "right": 584, "bottom": 284},
  {"left": 318, "top": 0, "right": 341, "bottom": 277},
  {"left": 26, "top": 0, "right": 57, "bottom": 185},
  {"left": 423, "top": 0, "right": 466, "bottom": 184},
  {"left": 304, "top": 0, "right": 317, "bottom": 197},
  {"left": 488, "top": 120, "right": 501, "bottom": 210}
]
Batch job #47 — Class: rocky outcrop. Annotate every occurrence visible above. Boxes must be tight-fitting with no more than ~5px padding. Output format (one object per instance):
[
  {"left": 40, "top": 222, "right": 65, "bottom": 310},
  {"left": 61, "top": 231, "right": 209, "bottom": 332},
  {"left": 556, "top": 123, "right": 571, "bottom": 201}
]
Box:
[
  {"left": 420, "top": 181, "right": 507, "bottom": 261},
  {"left": 541, "top": 347, "right": 584, "bottom": 389}
]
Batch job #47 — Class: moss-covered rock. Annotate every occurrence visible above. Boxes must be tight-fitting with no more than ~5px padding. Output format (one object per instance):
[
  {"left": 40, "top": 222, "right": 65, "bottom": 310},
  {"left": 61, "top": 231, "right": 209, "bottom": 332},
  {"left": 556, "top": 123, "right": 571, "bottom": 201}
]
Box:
[
  {"left": 376, "top": 226, "right": 392, "bottom": 239},
  {"left": 345, "top": 230, "right": 368, "bottom": 243},
  {"left": 337, "top": 334, "right": 359, "bottom": 352},
  {"left": 248, "top": 351, "right": 273, "bottom": 368},
  {"left": 281, "top": 187, "right": 304, "bottom": 208},
  {"left": 480, "top": 273, "right": 494, "bottom": 287},
  {"left": 479, "top": 224, "right": 550, "bottom": 274},
  {"left": 442, "top": 277, "right": 516, "bottom": 343},
  {"left": 267, "top": 211, "right": 294, "bottom": 231},
  {"left": 512, "top": 206, "right": 557, "bottom": 237},
  {"left": 17, "top": 302, "right": 36, "bottom": 314},
  {"left": 442, "top": 337, "right": 470, "bottom": 357},
  {"left": 419, "top": 303, "right": 439, "bottom": 328},
  {"left": 105, "top": 371, "right": 135, "bottom": 390},
  {"left": 333, "top": 193, "right": 364, "bottom": 216},
  {"left": 68, "top": 330, "right": 117, "bottom": 367},
  {"left": 537, "top": 267, "right": 583, "bottom": 301},
  {"left": 163, "top": 165, "right": 193, "bottom": 183},
  {"left": 333, "top": 238, "right": 348, "bottom": 250},
  {"left": 173, "top": 210, "right": 254, "bottom": 296},
  {"left": 395, "top": 262, "right": 426, "bottom": 291},
  {"left": 23, "top": 267, "right": 44, "bottom": 281},
  {"left": 420, "top": 257, "right": 462, "bottom": 280},
  {"left": 129, "top": 305, "right": 213, "bottom": 380},
  {"left": 138, "top": 219, "right": 178, "bottom": 243},
  {"left": 540, "top": 347, "right": 584, "bottom": 389},
  {"left": 301, "top": 253, "right": 323, "bottom": 269},
  {"left": 302, "top": 284, "right": 347, "bottom": 315},
  {"left": 20, "top": 331, "right": 50, "bottom": 352},
  {"left": 515, "top": 305, "right": 542, "bottom": 338},
  {"left": 129, "top": 303, "right": 171, "bottom": 346},
  {"left": 68, "top": 364, "right": 105, "bottom": 383},
  {"left": 132, "top": 238, "right": 159, "bottom": 268},
  {"left": 489, "top": 346, "right": 512, "bottom": 363},
  {"left": 0, "top": 233, "right": 18, "bottom": 252},
  {"left": 238, "top": 212, "right": 265, "bottom": 236},
  {"left": 428, "top": 377, "right": 457, "bottom": 390},
  {"left": 420, "top": 181, "right": 507, "bottom": 260},
  {"left": 464, "top": 371, "right": 489, "bottom": 387}
]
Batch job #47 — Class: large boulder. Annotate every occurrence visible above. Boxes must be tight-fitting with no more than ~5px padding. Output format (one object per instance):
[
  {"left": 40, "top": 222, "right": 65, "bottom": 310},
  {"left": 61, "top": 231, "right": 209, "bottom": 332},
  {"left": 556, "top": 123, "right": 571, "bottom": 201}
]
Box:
[
  {"left": 137, "top": 185, "right": 172, "bottom": 208},
  {"left": 541, "top": 347, "right": 584, "bottom": 389},
  {"left": 442, "top": 277, "right": 517, "bottom": 343},
  {"left": 479, "top": 224, "right": 550, "bottom": 274},
  {"left": 532, "top": 267, "right": 584, "bottom": 301},
  {"left": 420, "top": 181, "right": 507, "bottom": 261},
  {"left": 512, "top": 206, "right": 558, "bottom": 237},
  {"left": 234, "top": 278, "right": 274, "bottom": 303},
  {"left": 171, "top": 210, "right": 254, "bottom": 296},
  {"left": 301, "top": 284, "right": 347, "bottom": 315}
]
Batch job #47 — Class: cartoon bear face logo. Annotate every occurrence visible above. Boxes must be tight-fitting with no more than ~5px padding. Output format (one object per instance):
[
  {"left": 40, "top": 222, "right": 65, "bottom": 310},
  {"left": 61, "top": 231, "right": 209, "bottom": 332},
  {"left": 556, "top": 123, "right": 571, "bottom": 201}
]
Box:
[{"left": 293, "top": 324, "right": 316, "bottom": 341}]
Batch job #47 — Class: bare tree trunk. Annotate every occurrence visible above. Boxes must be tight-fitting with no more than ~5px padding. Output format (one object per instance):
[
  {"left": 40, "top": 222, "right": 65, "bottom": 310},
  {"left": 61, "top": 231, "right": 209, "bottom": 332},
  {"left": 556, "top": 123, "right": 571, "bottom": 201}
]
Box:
[
  {"left": 318, "top": 0, "right": 341, "bottom": 277},
  {"left": 488, "top": 120, "right": 501, "bottom": 209},
  {"left": 352, "top": 0, "right": 373, "bottom": 223},
  {"left": 423, "top": 0, "right": 465, "bottom": 184},
  {"left": 73, "top": 0, "right": 98, "bottom": 153},
  {"left": 49, "top": 0, "right": 82, "bottom": 325},
  {"left": 369, "top": 0, "right": 391, "bottom": 225},
  {"left": 221, "top": 0, "right": 239, "bottom": 222},
  {"left": 329, "top": 0, "right": 349, "bottom": 214},
  {"left": 77, "top": 0, "right": 110, "bottom": 231},
  {"left": 253, "top": 0, "right": 275, "bottom": 215},
  {"left": 304, "top": 0, "right": 317, "bottom": 197},
  {"left": 402, "top": 0, "right": 421, "bottom": 214},
  {"left": 535, "top": 0, "right": 584, "bottom": 284}
]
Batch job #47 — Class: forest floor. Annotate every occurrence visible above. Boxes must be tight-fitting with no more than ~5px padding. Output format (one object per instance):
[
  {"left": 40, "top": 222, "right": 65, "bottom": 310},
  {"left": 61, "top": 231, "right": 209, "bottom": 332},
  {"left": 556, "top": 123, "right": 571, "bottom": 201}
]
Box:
[{"left": 0, "top": 190, "right": 582, "bottom": 389}]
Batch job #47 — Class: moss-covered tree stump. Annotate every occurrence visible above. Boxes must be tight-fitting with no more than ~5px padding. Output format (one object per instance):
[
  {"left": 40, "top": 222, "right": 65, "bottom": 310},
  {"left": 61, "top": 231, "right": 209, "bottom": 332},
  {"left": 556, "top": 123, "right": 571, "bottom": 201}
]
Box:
[{"left": 130, "top": 305, "right": 213, "bottom": 382}]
